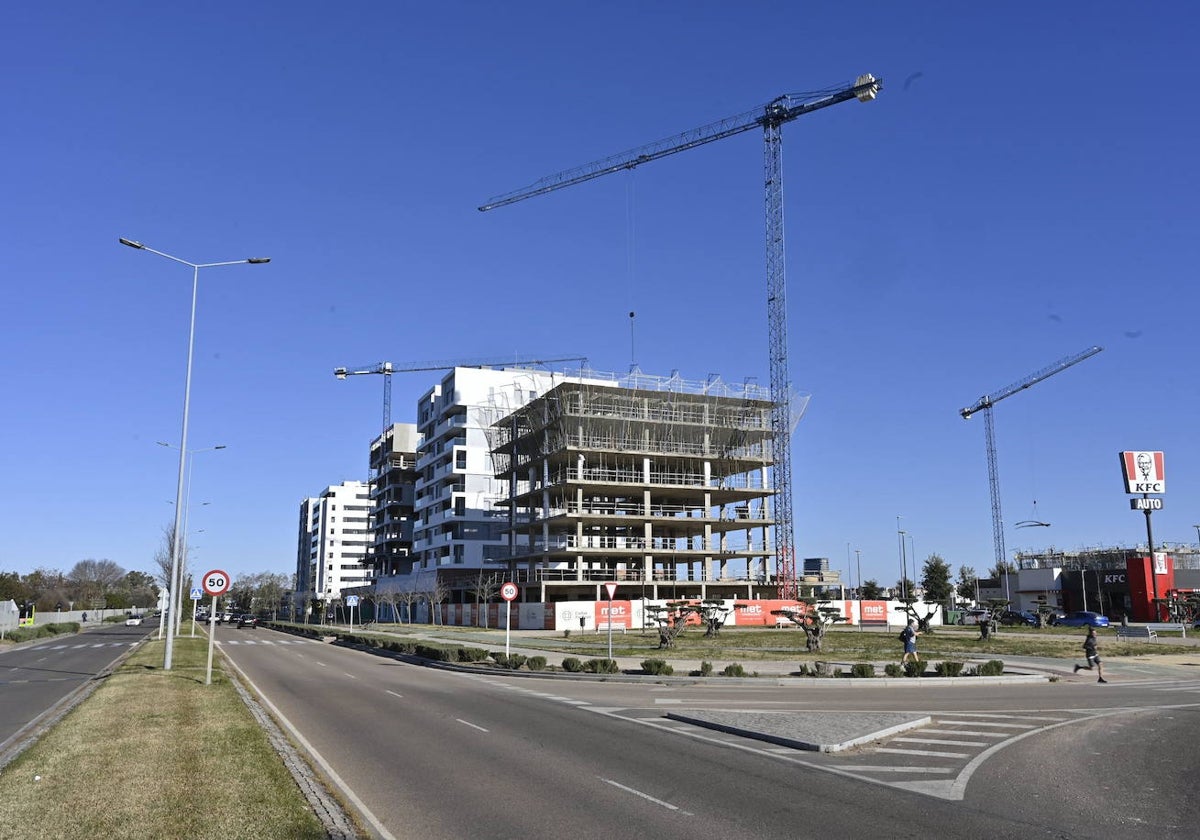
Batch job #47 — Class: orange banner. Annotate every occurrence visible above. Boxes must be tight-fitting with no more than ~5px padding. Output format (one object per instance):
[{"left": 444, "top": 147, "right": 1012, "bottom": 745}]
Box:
[{"left": 595, "top": 600, "right": 632, "bottom": 628}]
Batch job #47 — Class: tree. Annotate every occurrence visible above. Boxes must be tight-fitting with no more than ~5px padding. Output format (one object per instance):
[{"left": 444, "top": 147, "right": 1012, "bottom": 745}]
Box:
[
  {"left": 989, "top": 560, "right": 1018, "bottom": 578},
  {"left": 956, "top": 566, "right": 979, "bottom": 603},
  {"left": 770, "top": 600, "right": 846, "bottom": 651},
  {"left": 0, "top": 571, "right": 31, "bottom": 603},
  {"left": 468, "top": 570, "right": 500, "bottom": 628},
  {"left": 920, "top": 554, "right": 954, "bottom": 604},
  {"left": 859, "top": 579, "right": 884, "bottom": 600},
  {"left": 69, "top": 558, "right": 126, "bottom": 608}
]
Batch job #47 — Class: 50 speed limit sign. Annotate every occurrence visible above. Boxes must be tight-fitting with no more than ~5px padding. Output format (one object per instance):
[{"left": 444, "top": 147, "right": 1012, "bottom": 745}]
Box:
[
  {"left": 201, "top": 569, "right": 230, "bottom": 597},
  {"left": 500, "top": 582, "right": 518, "bottom": 602}
]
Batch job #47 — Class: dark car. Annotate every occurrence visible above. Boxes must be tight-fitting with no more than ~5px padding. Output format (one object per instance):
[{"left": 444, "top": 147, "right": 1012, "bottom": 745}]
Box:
[
  {"left": 999, "top": 609, "right": 1039, "bottom": 627},
  {"left": 236, "top": 614, "right": 258, "bottom": 629},
  {"left": 1052, "top": 610, "right": 1110, "bottom": 628}
]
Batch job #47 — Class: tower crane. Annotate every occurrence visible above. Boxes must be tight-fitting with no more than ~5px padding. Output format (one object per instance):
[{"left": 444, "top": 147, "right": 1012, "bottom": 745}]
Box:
[
  {"left": 335, "top": 354, "right": 590, "bottom": 436},
  {"left": 479, "top": 75, "right": 882, "bottom": 598},
  {"left": 960, "top": 345, "right": 1104, "bottom": 579}
]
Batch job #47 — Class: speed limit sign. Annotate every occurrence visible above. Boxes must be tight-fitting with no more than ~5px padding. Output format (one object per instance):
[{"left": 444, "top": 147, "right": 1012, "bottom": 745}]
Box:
[
  {"left": 201, "top": 569, "right": 230, "bottom": 597},
  {"left": 500, "top": 582, "right": 518, "bottom": 602}
]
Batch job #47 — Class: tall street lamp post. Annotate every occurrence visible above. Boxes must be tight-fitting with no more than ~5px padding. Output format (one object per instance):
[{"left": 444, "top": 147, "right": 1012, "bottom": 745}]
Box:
[
  {"left": 159, "top": 441, "right": 225, "bottom": 637},
  {"left": 121, "top": 238, "right": 268, "bottom": 670}
]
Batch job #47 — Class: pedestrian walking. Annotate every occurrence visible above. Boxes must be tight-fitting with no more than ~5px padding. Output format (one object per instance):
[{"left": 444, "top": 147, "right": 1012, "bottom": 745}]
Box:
[
  {"left": 1073, "top": 625, "right": 1107, "bottom": 683},
  {"left": 900, "top": 619, "right": 920, "bottom": 665}
]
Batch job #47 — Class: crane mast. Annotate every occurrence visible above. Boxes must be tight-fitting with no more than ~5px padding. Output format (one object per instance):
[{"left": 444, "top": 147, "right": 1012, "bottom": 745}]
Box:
[
  {"left": 479, "top": 75, "right": 881, "bottom": 599},
  {"left": 959, "top": 345, "right": 1104, "bottom": 577}
]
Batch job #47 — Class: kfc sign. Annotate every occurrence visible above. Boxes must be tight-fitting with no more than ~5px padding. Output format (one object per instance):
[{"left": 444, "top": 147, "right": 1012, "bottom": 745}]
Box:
[{"left": 1119, "top": 451, "right": 1165, "bottom": 494}]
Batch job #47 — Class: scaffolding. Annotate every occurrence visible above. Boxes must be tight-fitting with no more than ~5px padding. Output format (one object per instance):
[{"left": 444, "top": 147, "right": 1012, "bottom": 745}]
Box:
[{"left": 487, "top": 367, "right": 793, "bottom": 601}]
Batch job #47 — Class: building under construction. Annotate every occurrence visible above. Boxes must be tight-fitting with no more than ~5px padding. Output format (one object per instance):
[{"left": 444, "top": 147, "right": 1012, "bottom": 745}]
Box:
[{"left": 486, "top": 368, "right": 835, "bottom": 603}]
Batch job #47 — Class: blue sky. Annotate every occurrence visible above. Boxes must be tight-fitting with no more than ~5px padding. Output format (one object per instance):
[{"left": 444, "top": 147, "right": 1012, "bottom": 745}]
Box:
[{"left": 3, "top": 2, "right": 1196, "bottom": 589}]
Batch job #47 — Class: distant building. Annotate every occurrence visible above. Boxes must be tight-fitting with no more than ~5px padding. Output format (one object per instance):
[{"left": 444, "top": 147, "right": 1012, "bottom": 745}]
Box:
[{"left": 295, "top": 480, "right": 374, "bottom": 614}]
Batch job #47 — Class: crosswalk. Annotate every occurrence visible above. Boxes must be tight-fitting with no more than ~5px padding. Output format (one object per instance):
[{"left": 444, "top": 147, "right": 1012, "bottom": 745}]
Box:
[
  {"left": 20, "top": 642, "right": 136, "bottom": 651},
  {"left": 217, "top": 638, "right": 320, "bottom": 646}
]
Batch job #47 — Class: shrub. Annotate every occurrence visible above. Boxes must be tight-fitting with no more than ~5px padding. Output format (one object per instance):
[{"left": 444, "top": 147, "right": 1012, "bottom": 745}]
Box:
[
  {"left": 583, "top": 658, "right": 620, "bottom": 674},
  {"left": 563, "top": 629, "right": 572, "bottom": 639},
  {"left": 935, "top": 661, "right": 965, "bottom": 678},
  {"left": 699, "top": 661, "right": 713, "bottom": 677},
  {"left": 721, "top": 663, "right": 746, "bottom": 678},
  {"left": 850, "top": 663, "right": 876, "bottom": 679},
  {"left": 527, "top": 656, "right": 547, "bottom": 671},
  {"left": 641, "top": 659, "right": 674, "bottom": 676},
  {"left": 884, "top": 663, "right": 903, "bottom": 677},
  {"left": 562, "top": 657, "right": 584, "bottom": 672},
  {"left": 902, "top": 661, "right": 923, "bottom": 678},
  {"left": 813, "top": 661, "right": 838, "bottom": 678},
  {"left": 795, "top": 662, "right": 811, "bottom": 677},
  {"left": 969, "top": 659, "right": 1005, "bottom": 677},
  {"left": 458, "top": 646, "right": 491, "bottom": 662}
]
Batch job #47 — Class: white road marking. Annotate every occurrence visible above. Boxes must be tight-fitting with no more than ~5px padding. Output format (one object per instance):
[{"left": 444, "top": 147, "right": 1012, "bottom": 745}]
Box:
[
  {"left": 839, "top": 765, "right": 954, "bottom": 774},
  {"left": 456, "top": 719, "right": 489, "bottom": 733},
  {"left": 921, "top": 728, "right": 1006, "bottom": 738},
  {"left": 877, "top": 747, "right": 971, "bottom": 758},
  {"left": 893, "top": 737, "right": 990, "bottom": 747},
  {"left": 343, "top": 673, "right": 358, "bottom": 680},
  {"left": 385, "top": 690, "right": 403, "bottom": 699},
  {"left": 600, "top": 778, "right": 693, "bottom": 816},
  {"left": 935, "top": 720, "right": 1034, "bottom": 729}
]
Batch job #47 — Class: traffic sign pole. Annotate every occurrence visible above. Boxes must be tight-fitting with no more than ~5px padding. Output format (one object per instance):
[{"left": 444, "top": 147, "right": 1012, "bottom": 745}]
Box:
[
  {"left": 500, "top": 582, "right": 518, "bottom": 657},
  {"left": 200, "top": 570, "right": 230, "bottom": 686}
]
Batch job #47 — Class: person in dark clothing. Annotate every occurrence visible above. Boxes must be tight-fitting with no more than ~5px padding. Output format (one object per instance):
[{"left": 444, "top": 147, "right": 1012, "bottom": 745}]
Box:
[
  {"left": 1074, "top": 626, "right": 1107, "bottom": 683},
  {"left": 901, "top": 620, "right": 920, "bottom": 665}
]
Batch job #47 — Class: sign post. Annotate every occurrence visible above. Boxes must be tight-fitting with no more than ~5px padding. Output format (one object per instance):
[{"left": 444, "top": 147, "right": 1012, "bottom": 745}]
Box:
[
  {"left": 201, "top": 569, "right": 230, "bottom": 686},
  {"left": 604, "top": 583, "right": 618, "bottom": 661},
  {"left": 189, "top": 587, "right": 203, "bottom": 638},
  {"left": 1119, "top": 451, "right": 1167, "bottom": 620},
  {"left": 346, "top": 594, "right": 360, "bottom": 630},
  {"left": 500, "top": 582, "right": 518, "bottom": 657}
]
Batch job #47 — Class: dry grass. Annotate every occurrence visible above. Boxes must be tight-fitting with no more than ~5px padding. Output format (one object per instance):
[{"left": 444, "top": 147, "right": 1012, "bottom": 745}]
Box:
[{"left": 0, "top": 636, "right": 329, "bottom": 840}]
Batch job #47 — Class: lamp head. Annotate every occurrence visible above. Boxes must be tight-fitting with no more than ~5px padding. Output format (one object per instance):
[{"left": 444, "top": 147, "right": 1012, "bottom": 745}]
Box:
[
  {"left": 247, "top": 257, "right": 271, "bottom": 264},
  {"left": 119, "top": 238, "right": 145, "bottom": 249}
]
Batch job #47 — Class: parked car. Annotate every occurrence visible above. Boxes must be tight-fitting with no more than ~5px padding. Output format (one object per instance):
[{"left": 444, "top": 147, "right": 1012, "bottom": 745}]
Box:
[
  {"left": 236, "top": 614, "right": 258, "bottom": 629},
  {"left": 999, "top": 609, "right": 1039, "bottom": 627},
  {"left": 125, "top": 615, "right": 143, "bottom": 626},
  {"left": 1052, "top": 611, "right": 1110, "bottom": 628},
  {"left": 957, "top": 609, "right": 991, "bottom": 626}
]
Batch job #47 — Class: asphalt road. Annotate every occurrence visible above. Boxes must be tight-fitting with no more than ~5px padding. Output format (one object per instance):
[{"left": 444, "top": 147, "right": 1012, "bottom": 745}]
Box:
[
  {"left": 0, "top": 622, "right": 152, "bottom": 755},
  {"left": 220, "top": 627, "right": 1200, "bottom": 839}
]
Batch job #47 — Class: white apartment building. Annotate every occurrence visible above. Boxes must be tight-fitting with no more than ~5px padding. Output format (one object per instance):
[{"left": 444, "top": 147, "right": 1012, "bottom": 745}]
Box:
[
  {"left": 295, "top": 480, "right": 374, "bottom": 611},
  {"left": 411, "top": 366, "right": 562, "bottom": 574}
]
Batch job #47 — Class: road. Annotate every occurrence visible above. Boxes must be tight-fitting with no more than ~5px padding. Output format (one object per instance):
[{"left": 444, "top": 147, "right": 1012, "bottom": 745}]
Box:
[
  {"left": 220, "top": 627, "right": 1200, "bottom": 839},
  {"left": 0, "top": 622, "right": 151, "bottom": 756}
]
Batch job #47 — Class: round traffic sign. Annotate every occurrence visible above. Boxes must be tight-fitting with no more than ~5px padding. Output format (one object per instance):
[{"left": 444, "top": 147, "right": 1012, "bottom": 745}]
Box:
[
  {"left": 201, "top": 569, "right": 230, "bottom": 597},
  {"left": 500, "top": 582, "right": 518, "bottom": 602}
]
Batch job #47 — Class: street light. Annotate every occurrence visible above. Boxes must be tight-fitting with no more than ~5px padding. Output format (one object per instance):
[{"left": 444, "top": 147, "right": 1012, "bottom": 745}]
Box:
[
  {"left": 896, "top": 516, "right": 908, "bottom": 601},
  {"left": 122, "top": 237, "right": 268, "bottom": 671},
  {"left": 158, "top": 441, "right": 225, "bottom": 639}
]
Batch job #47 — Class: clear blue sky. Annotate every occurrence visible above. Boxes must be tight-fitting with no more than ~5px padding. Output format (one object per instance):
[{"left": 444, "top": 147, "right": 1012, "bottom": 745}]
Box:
[{"left": 3, "top": 2, "right": 1196, "bottom": 588}]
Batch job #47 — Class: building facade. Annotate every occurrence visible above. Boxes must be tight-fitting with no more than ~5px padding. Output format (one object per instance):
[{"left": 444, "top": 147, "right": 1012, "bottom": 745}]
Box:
[
  {"left": 369, "top": 423, "right": 420, "bottom": 577},
  {"left": 488, "top": 369, "right": 786, "bottom": 603},
  {"left": 295, "top": 480, "right": 374, "bottom": 614}
]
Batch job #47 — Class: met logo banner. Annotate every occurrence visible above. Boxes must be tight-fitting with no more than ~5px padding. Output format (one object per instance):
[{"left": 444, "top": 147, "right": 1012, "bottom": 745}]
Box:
[{"left": 1119, "top": 450, "right": 1165, "bottom": 494}]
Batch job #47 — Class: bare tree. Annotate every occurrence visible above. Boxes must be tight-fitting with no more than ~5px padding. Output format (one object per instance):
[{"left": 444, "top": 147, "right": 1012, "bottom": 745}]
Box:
[
  {"left": 428, "top": 576, "right": 450, "bottom": 626},
  {"left": 468, "top": 570, "right": 500, "bottom": 628},
  {"left": 396, "top": 587, "right": 419, "bottom": 624}
]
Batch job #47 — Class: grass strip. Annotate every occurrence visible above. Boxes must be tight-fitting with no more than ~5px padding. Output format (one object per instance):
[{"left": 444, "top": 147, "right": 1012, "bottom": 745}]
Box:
[{"left": 0, "top": 635, "right": 330, "bottom": 840}]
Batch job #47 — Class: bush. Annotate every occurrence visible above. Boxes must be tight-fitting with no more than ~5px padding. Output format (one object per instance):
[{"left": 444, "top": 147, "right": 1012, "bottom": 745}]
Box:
[
  {"left": 850, "top": 663, "right": 876, "bottom": 679},
  {"left": 563, "top": 629, "right": 571, "bottom": 639},
  {"left": 935, "top": 661, "right": 965, "bottom": 678},
  {"left": 527, "top": 656, "right": 547, "bottom": 671},
  {"left": 583, "top": 658, "right": 620, "bottom": 674},
  {"left": 795, "top": 662, "right": 811, "bottom": 677},
  {"left": 699, "top": 661, "right": 713, "bottom": 677},
  {"left": 969, "top": 659, "right": 1005, "bottom": 677},
  {"left": 884, "top": 663, "right": 903, "bottom": 677},
  {"left": 902, "top": 661, "right": 923, "bottom": 678},
  {"left": 562, "top": 657, "right": 584, "bottom": 672},
  {"left": 458, "top": 646, "right": 491, "bottom": 662},
  {"left": 641, "top": 659, "right": 674, "bottom": 676},
  {"left": 813, "top": 661, "right": 838, "bottom": 678},
  {"left": 721, "top": 663, "right": 746, "bottom": 678}
]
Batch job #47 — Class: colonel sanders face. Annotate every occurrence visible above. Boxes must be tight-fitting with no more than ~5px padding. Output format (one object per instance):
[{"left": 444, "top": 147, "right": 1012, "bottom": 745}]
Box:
[{"left": 1136, "top": 452, "right": 1152, "bottom": 480}]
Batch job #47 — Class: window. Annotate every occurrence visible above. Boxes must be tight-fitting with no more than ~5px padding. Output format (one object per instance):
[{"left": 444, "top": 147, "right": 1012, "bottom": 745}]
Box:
[{"left": 455, "top": 450, "right": 468, "bottom": 470}]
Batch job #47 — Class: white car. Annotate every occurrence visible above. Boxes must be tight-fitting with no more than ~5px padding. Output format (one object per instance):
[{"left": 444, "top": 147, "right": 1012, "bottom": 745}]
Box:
[{"left": 125, "top": 615, "right": 144, "bottom": 626}]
